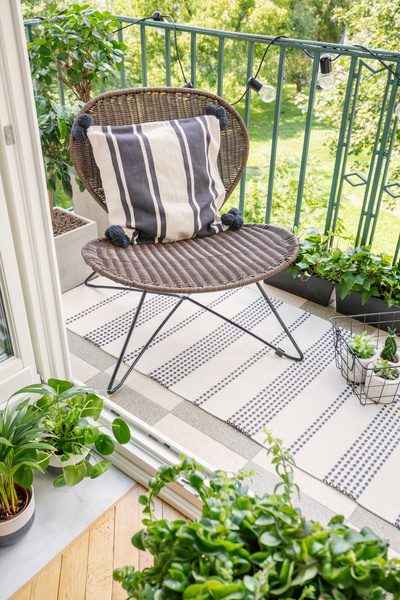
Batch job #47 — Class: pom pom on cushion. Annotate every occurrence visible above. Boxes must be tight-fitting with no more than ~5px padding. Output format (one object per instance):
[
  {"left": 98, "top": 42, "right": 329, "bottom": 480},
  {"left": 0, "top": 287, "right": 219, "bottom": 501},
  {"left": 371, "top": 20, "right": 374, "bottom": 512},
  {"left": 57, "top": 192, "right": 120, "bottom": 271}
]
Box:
[
  {"left": 221, "top": 208, "right": 244, "bottom": 231},
  {"left": 105, "top": 226, "right": 131, "bottom": 248},
  {"left": 205, "top": 104, "right": 228, "bottom": 130},
  {"left": 73, "top": 113, "right": 93, "bottom": 142}
]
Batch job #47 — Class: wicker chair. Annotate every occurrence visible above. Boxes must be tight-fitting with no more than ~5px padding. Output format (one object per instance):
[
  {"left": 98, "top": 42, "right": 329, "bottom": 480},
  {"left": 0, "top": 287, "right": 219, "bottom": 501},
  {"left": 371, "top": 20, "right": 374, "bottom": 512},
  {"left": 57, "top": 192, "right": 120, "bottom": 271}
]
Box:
[{"left": 71, "top": 87, "right": 303, "bottom": 393}]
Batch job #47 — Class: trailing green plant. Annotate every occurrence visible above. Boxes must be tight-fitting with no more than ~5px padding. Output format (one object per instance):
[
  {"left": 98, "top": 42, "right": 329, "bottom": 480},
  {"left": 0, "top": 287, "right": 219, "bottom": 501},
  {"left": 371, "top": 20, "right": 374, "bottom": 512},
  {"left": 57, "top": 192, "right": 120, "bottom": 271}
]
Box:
[
  {"left": 0, "top": 400, "right": 52, "bottom": 518},
  {"left": 17, "top": 379, "right": 131, "bottom": 487},
  {"left": 373, "top": 359, "right": 399, "bottom": 381},
  {"left": 380, "top": 328, "right": 399, "bottom": 363},
  {"left": 28, "top": 4, "right": 126, "bottom": 104},
  {"left": 113, "top": 430, "right": 400, "bottom": 599},
  {"left": 347, "top": 331, "right": 377, "bottom": 360},
  {"left": 288, "top": 228, "right": 341, "bottom": 281}
]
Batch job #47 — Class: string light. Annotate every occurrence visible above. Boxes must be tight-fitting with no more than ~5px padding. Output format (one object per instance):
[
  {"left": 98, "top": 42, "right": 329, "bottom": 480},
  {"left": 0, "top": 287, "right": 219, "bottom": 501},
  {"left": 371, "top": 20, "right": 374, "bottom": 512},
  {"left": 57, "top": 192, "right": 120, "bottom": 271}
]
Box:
[{"left": 318, "top": 54, "right": 336, "bottom": 89}]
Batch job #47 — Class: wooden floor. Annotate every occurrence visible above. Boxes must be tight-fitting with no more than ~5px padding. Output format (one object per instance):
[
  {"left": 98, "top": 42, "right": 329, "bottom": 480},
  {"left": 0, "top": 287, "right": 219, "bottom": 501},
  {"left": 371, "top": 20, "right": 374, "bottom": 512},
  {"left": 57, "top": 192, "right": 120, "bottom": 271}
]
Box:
[{"left": 11, "top": 485, "right": 183, "bottom": 600}]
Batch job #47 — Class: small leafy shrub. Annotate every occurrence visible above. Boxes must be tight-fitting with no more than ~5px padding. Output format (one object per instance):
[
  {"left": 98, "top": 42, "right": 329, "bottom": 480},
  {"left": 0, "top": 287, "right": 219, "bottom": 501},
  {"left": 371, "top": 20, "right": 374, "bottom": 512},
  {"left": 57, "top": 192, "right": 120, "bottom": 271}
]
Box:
[
  {"left": 28, "top": 4, "right": 126, "bottom": 103},
  {"left": 380, "top": 328, "right": 399, "bottom": 362},
  {"left": 373, "top": 359, "right": 399, "bottom": 381},
  {"left": 114, "top": 432, "right": 400, "bottom": 599},
  {"left": 0, "top": 400, "right": 52, "bottom": 518},
  {"left": 288, "top": 228, "right": 339, "bottom": 281},
  {"left": 347, "top": 331, "right": 377, "bottom": 360},
  {"left": 18, "top": 379, "right": 131, "bottom": 487}
]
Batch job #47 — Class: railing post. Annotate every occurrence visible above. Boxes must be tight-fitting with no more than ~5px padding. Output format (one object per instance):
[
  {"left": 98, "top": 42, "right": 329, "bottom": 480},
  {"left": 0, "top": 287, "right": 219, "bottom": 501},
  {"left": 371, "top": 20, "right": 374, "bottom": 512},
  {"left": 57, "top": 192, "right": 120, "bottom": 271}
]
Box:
[
  {"left": 118, "top": 29, "right": 126, "bottom": 88},
  {"left": 293, "top": 51, "right": 319, "bottom": 230},
  {"left": 191, "top": 32, "right": 197, "bottom": 88},
  {"left": 140, "top": 23, "right": 147, "bottom": 86},
  {"left": 217, "top": 37, "right": 224, "bottom": 96},
  {"left": 239, "top": 41, "right": 254, "bottom": 212},
  {"left": 165, "top": 28, "right": 171, "bottom": 86},
  {"left": 324, "top": 56, "right": 359, "bottom": 235},
  {"left": 265, "top": 46, "right": 285, "bottom": 224}
]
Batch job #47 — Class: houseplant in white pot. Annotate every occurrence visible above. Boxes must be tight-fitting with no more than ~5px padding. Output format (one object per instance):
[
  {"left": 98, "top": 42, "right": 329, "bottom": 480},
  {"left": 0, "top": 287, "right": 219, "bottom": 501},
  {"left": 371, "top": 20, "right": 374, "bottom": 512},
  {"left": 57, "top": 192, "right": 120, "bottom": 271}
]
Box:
[
  {"left": 20, "top": 379, "right": 131, "bottom": 486},
  {"left": 341, "top": 331, "right": 379, "bottom": 384},
  {"left": 0, "top": 400, "right": 52, "bottom": 546},
  {"left": 365, "top": 359, "right": 400, "bottom": 404},
  {"left": 380, "top": 327, "right": 399, "bottom": 365}
]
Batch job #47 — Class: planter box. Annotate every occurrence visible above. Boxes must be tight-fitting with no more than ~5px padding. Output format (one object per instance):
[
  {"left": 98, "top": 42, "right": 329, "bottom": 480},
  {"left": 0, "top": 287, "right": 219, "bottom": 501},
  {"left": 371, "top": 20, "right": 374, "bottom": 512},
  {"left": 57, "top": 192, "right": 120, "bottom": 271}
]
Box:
[
  {"left": 70, "top": 173, "right": 109, "bottom": 238},
  {"left": 54, "top": 207, "right": 97, "bottom": 293},
  {"left": 265, "top": 268, "right": 334, "bottom": 306},
  {"left": 335, "top": 288, "right": 400, "bottom": 334}
]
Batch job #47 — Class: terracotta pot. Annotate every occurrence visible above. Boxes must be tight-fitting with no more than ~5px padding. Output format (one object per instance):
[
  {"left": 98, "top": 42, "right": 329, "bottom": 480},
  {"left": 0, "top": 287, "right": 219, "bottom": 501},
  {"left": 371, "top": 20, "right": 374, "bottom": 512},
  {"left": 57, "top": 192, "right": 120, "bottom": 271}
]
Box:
[{"left": 0, "top": 486, "right": 35, "bottom": 547}]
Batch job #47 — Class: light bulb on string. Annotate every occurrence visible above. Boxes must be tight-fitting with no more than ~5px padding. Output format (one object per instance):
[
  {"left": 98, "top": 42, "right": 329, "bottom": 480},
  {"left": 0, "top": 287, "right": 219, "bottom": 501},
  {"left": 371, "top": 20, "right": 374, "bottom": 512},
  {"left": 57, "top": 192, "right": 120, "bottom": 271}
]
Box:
[
  {"left": 395, "top": 102, "right": 400, "bottom": 119},
  {"left": 152, "top": 10, "right": 165, "bottom": 36},
  {"left": 248, "top": 77, "right": 276, "bottom": 103},
  {"left": 318, "top": 54, "right": 336, "bottom": 90}
]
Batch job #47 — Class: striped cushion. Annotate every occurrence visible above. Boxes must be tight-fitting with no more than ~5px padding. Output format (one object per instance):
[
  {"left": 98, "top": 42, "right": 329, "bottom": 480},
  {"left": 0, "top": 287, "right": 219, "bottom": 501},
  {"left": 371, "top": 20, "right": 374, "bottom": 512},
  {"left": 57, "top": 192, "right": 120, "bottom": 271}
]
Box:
[{"left": 87, "top": 115, "right": 227, "bottom": 244}]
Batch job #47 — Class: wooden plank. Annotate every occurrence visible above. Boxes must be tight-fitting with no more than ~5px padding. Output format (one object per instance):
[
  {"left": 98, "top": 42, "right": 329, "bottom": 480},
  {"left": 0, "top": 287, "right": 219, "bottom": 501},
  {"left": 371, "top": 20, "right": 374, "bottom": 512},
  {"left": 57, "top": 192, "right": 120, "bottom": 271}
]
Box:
[
  {"left": 112, "top": 486, "right": 141, "bottom": 600},
  {"left": 58, "top": 530, "right": 89, "bottom": 600},
  {"left": 86, "top": 508, "right": 115, "bottom": 600},
  {"left": 30, "top": 555, "right": 62, "bottom": 600}
]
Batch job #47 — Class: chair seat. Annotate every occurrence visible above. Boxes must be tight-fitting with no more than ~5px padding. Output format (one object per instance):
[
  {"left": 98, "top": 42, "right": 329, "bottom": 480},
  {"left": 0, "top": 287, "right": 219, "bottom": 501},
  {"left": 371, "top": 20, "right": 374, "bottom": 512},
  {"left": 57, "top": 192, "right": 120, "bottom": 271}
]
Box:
[{"left": 82, "top": 224, "right": 298, "bottom": 294}]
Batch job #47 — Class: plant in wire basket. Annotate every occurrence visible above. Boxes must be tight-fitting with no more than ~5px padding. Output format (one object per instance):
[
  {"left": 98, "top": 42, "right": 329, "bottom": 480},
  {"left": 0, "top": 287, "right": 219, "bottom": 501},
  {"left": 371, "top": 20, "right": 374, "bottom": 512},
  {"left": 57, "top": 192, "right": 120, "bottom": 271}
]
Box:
[
  {"left": 365, "top": 359, "right": 400, "bottom": 405},
  {"left": 342, "top": 331, "right": 379, "bottom": 384},
  {"left": 380, "top": 327, "right": 399, "bottom": 364}
]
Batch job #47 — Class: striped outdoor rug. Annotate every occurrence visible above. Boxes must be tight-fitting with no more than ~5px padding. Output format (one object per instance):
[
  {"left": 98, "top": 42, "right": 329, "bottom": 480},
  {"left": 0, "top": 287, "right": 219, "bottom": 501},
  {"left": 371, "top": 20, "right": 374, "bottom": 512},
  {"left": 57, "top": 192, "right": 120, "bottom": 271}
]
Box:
[{"left": 64, "top": 278, "right": 400, "bottom": 528}]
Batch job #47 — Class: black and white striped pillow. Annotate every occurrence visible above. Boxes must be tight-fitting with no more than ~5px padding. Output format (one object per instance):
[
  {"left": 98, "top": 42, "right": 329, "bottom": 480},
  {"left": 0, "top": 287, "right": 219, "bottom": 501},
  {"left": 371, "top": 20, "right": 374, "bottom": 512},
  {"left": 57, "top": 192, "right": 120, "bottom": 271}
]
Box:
[{"left": 87, "top": 115, "right": 227, "bottom": 244}]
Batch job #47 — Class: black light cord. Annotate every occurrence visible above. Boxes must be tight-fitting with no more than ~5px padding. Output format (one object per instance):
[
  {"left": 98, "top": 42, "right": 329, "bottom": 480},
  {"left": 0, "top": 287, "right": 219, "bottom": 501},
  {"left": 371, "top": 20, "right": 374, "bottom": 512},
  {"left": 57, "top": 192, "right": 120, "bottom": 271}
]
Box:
[
  {"left": 230, "top": 35, "right": 287, "bottom": 106},
  {"left": 113, "top": 16, "right": 153, "bottom": 34}
]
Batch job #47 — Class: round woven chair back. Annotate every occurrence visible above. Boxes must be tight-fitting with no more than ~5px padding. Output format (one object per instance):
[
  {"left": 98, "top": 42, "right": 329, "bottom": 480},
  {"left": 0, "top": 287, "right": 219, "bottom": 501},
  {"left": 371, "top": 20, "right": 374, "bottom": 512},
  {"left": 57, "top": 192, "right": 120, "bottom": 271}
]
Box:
[{"left": 70, "top": 87, "right": 249, "bottom": 212}]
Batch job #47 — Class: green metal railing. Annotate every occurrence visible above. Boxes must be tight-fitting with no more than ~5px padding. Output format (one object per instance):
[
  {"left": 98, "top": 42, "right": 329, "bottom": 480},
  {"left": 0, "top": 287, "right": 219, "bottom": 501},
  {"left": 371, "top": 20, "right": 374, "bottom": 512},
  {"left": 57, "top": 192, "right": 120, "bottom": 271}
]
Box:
[{"left": 24, "top": 16, "right": 400, "bottom": 263}]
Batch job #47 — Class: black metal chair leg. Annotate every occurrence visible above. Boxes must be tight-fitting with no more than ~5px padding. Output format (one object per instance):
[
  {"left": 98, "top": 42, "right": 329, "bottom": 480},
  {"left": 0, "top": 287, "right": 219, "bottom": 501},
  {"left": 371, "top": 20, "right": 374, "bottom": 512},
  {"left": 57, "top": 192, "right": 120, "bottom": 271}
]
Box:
[
  {"left": 256, "top": 281, "right": 304, "bottom": 361},
  {"left": 107, "top": 296, "right": 184, "bottom": 394}
]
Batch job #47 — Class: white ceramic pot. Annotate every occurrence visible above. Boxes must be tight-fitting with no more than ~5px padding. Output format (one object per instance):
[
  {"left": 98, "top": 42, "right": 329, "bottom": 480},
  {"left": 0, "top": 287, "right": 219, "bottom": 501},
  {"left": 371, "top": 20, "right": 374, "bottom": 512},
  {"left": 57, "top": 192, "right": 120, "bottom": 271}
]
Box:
[
  {"left": 365, "top": 364, "right": 400, "bottom": 404},
  {"left": 0, "top": 486, "right": 35, "bottom": 547},
  {"left": 48, "top": 449, "right": 89, "bottom": 475},
  {"left": 340, "top": 346, "right": 380, "bottom": 384}
]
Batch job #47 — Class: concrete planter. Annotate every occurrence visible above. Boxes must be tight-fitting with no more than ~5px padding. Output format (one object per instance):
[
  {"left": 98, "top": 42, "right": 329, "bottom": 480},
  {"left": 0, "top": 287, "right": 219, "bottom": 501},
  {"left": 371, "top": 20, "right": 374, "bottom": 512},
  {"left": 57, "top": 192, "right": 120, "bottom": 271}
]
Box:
[
  {"left": 365, "top": 364, "right": 400, "bottom": 404},
  {"left": 70, "top": 174, "right": 109, "bottom": 238},
  {"left": 53, "top": 207, "right": 97, "bottom": 293}
]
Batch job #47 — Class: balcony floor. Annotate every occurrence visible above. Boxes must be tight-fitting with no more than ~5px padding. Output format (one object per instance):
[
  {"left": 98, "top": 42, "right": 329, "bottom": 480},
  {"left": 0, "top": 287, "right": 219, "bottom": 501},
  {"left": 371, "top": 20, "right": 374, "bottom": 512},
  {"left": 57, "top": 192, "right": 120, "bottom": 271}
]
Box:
[{"left": 65, "top": 283, "right": 400, "bottom": 556}]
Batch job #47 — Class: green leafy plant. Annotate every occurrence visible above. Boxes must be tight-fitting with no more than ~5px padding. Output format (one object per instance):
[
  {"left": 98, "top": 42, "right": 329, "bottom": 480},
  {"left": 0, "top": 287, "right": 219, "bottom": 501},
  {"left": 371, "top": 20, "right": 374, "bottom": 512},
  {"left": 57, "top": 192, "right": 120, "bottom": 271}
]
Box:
[
  {"left": 288, "top": 228, "right": 342, "bottom": 281},
  {"left": 17, "top": 379, "right": 131, "bottom": 487},
  {"left": 35, "top": 95, "right": 79, "bottom": 211},
  {"left": 380, "top": 328, "right": 399, "bottom": 363},
  {"left": 0, "top": 400, "right": 52, "bottom": 518},
  {"left": 373, "top": 359, "right": 399, "bottom": 381},
  {"left": 113, "top": 431, "right": 400, "bottom": 599},
  {"left": 347, "top": 331, "right": 377, "bottom": 360},
  {"left": 28, "top": 4, "right": 126, "bottom": 103}
]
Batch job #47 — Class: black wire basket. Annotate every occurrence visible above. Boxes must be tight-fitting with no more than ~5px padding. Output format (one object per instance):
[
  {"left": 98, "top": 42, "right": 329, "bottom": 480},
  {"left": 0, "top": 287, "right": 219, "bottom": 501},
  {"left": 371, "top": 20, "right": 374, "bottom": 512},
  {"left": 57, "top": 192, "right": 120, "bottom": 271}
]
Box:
[{"left": 331, "top": 311, "right": 400, "bottom": 406}]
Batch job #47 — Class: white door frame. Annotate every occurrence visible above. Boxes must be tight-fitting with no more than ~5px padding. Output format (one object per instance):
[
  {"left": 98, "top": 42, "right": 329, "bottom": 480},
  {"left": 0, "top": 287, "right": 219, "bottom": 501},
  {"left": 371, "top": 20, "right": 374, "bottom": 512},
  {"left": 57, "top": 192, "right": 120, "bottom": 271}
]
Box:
[{"left": 0, "top": 0, "right": 70, "bottom": 382}]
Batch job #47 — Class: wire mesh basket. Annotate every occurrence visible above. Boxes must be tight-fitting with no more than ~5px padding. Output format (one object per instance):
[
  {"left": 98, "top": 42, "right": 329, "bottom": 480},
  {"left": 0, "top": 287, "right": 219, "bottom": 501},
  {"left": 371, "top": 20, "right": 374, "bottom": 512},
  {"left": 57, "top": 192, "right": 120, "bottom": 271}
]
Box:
[{"left": 331, "top": 311, "right": 400, "bottom": 406}]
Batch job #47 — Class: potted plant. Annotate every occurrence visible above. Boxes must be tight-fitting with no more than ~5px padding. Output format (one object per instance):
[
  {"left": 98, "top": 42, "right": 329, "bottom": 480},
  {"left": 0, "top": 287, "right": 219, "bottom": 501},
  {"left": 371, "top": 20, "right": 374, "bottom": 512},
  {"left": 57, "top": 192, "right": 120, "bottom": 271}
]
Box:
[
  {"left": 35, "top": 95, "right": 97, "bottom": 293},
  {"left": 333, "top": 246, "right": 400, "bottom": 332},
  {"left": 18, "top": 379, "right": 131, "bottom": 487},
  {"left": 365, "top": 359, "right": 400, "bottom": 404},
  {"left": 0, "top": 400, "right": 52, "bottom": 546},
  {"left": 28, "top": 5, "right": 126, "bottom": 237},
  {"left": 114, "top": 432, "right": 400, "bottom": 598},
  {"left": 380, "top": 327, "right": 399, "bottom": 365},
  {"left": 265, "top": 229, "right": 336, "bottom": 306},
  {"left": 340, "top": 331, "right": 379, "bottom": 384}
]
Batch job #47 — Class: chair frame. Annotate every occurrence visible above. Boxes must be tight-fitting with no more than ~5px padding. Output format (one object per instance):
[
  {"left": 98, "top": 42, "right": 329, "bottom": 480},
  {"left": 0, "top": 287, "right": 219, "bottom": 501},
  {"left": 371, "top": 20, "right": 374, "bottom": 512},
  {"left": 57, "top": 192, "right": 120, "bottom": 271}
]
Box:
[{"left": 71, "top": 87, "right": 304, "bottom": 394}]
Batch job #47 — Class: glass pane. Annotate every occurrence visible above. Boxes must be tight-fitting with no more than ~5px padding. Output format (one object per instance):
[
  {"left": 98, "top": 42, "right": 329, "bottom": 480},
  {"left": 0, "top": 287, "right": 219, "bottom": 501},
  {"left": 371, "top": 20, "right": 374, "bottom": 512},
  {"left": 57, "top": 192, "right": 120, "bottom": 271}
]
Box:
[{"left": 0, "top": 289, "right": 12, "bottom": 362}]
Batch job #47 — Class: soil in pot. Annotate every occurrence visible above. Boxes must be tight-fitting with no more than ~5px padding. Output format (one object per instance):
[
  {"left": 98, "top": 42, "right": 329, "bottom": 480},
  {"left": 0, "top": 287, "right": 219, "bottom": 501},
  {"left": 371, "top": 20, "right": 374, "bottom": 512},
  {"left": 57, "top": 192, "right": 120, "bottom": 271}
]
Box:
[
  {"left": 266, "top": 269, "right": 334, "bottom": 306},
  {"left": 52, "top": 208, "right": 86, "bottom": 237},
  {"left": 0, "top": 486, "right": 28, "bottom": 522}
]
